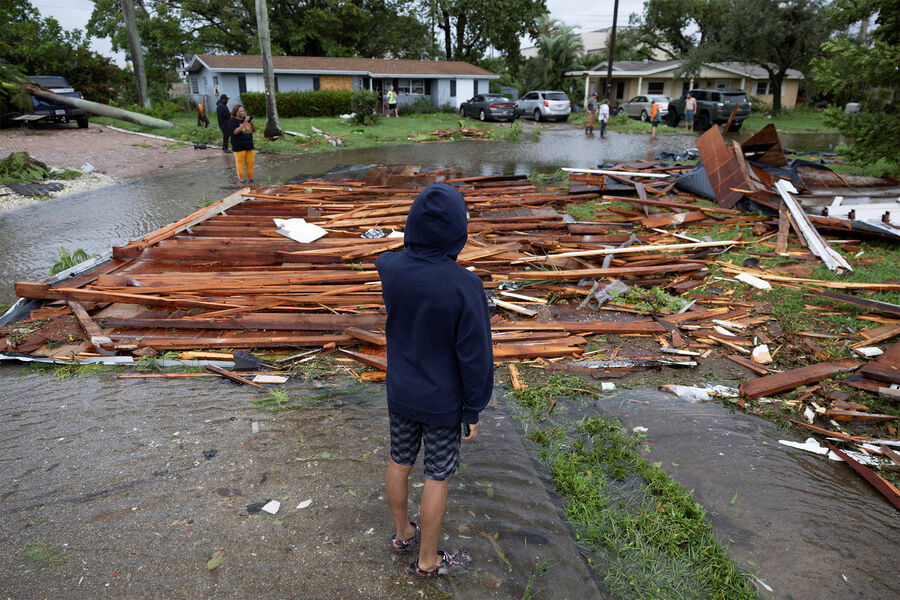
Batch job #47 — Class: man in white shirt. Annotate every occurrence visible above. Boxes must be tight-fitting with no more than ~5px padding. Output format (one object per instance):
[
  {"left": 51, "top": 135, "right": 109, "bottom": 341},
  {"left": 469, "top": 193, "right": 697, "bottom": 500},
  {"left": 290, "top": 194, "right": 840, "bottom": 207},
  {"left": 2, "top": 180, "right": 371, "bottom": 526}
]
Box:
[{"left": 598, "top": 99, "right": 610, "bottom": 138}]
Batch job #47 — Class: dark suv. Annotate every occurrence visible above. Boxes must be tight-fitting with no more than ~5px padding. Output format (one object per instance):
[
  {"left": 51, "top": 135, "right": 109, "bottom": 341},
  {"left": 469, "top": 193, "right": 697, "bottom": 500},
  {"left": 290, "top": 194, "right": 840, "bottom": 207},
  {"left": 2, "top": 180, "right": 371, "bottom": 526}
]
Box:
[
  {"left": 666, "top": 88, "right": 750, "bottom": 131},
  {"left": 28, "top": 76, "right": 89, "bottom": 128}
]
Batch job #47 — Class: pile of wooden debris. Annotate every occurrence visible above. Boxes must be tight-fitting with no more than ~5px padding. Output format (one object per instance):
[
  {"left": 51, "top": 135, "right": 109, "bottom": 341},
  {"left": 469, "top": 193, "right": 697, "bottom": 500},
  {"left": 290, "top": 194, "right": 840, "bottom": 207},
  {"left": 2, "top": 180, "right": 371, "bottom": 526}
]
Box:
[{"left": 1, "top": 128, "right": 898, "bottom": 507}]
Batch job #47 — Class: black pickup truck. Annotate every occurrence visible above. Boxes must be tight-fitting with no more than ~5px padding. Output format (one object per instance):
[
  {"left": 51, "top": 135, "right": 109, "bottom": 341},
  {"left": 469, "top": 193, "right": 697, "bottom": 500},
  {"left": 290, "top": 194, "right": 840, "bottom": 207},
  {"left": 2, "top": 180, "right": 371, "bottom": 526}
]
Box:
[
  {"left": 27, "top": 75, "right": 89, "bottom": 128},
  {"left": 666, "top": 88, "right": 750, "bottom": 131}
]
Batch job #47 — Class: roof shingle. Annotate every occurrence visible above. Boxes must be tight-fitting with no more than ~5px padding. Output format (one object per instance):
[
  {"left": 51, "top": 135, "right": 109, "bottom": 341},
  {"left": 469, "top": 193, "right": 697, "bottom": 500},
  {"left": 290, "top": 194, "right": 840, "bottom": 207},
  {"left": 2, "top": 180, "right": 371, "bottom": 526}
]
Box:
[{"left": 189, "top": 54, "right": 497, "bottom": 78}]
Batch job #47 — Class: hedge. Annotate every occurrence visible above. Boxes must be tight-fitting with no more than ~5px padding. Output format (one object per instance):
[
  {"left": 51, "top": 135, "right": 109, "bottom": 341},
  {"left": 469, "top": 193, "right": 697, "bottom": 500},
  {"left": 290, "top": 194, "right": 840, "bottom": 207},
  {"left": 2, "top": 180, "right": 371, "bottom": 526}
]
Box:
[{"left": 240, "top": 90, "right": 353, "bottom": 118}]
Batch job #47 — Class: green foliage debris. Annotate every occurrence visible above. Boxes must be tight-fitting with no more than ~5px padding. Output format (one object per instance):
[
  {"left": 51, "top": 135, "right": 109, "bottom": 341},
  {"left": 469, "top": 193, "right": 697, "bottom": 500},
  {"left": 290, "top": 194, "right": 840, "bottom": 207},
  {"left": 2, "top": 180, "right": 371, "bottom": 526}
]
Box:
[
  {"left": 0, "top": 152, "right": 51, "bottom": 184},
  {"left": 49, "top": 247, "right": 99, "bottom": 276},
  {"left": 24, "top": 541, "right": 66, "bottom": 568}
]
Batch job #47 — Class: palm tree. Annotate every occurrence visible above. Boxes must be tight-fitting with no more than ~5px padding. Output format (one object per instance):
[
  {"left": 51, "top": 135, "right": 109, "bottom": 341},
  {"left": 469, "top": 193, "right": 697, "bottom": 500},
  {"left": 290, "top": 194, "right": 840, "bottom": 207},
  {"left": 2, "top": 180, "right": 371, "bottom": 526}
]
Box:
[
  {"left": 255, "top": 0, "right": 283, "bottom": 138},
  {"left": 523, "top": 19, "right": 584, "bottom": 92}
]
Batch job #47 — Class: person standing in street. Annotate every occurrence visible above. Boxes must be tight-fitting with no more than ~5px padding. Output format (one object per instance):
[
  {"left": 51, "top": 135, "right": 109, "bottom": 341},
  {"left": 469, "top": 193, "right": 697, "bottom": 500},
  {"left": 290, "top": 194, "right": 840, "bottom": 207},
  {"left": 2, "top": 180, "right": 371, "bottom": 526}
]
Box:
[
  {"left": 685, "top": 92, "right": 697, "bottom": 132},
  {"left": 375, "top": 183, "right": 494, "bottom": 578},
  {"left": 598, "top": 98, "right": 610, "bottom": 138},
  {"left": 228, "top": 104, "right": 255, "bottom": 184},
  {"left": 387, "top": 85, "right": 399, "bottom": 118},
  {"left": 585, "top": 93, "right": 597, "bottom": 134},
  {"left": 650, "top": 99, "right": 661, "bottom": 141},
  {"left": 216, "top": 94, "right": 232, "bottom": 153}
]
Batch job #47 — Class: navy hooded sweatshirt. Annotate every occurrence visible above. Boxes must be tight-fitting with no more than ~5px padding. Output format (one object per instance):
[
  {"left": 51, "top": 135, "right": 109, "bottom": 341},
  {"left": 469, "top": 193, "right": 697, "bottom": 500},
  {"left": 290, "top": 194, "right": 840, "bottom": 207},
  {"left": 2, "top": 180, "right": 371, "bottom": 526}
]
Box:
[{"left": 375, "top": 183, "right": 493, "bottom": 427}]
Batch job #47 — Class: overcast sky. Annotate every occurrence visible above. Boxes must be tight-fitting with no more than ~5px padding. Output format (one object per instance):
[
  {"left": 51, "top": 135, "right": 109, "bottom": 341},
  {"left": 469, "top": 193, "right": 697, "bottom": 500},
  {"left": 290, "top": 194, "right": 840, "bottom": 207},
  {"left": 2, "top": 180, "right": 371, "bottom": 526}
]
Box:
[{"left": 33, "top": 0, "right": 647, "bottom": 64}]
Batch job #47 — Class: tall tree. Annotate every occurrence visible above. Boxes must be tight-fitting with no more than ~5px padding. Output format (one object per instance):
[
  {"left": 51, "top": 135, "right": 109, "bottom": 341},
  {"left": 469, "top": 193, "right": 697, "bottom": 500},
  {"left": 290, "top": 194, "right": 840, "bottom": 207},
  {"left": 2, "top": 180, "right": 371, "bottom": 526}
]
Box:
[
  {"left": 0, "top": 1, "right": 127, "bottom": 105},
  {"left": 719, "top": 0, "right": 832, "bottom": 111},
  {"left": 426, "top": 0, "right": 547, "bottom": 74},
  {"left": 255, "top": 0, "right": 282, "bottom": 138},
  {"left": 629, "top": 0, "right": 729, "bottom": 59},
  {"left": 120, "top": 0, "right": 150, "bottom": 108},
  {"left": 812, "top": 0, "right": 899, "bottom": 174}
]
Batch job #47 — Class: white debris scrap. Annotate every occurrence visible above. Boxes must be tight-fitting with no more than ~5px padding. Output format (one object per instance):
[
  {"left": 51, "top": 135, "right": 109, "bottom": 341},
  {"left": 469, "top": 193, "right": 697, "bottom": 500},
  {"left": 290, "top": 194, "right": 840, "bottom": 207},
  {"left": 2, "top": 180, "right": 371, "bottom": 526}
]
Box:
[
  {"left": 751, "top": 344, "right": 773, "bottom": 364},
  {"left": 273, "top": 218, "right": 327, "bottom": 243},
  {"left": 735, "top": 272, "right": 772, "bottom": 290},
  {"left": 261, "top": 500, "right": 281, "bottom": 515}
]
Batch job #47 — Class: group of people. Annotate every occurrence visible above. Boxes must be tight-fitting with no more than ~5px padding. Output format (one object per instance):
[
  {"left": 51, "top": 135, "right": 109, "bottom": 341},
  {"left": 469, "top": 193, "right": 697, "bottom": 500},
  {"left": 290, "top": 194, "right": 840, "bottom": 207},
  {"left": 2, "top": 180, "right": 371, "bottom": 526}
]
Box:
[
  {"left": 585, "top": 91, "right": 698, "bottom": 140},
  {"left": 216, "top": 94, "right": 256, "bottom": 184}
]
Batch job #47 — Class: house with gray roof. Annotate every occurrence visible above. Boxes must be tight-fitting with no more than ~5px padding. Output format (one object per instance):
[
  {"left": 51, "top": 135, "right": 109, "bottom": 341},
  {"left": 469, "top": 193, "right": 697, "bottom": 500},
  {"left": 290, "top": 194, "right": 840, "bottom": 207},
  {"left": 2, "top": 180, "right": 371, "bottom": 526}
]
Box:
[
  {"left": 566, "top": 60, "right": 804, "bottom": 109},
  {"left": 184, "top": 54, "right": 499, "bottom": 113}
]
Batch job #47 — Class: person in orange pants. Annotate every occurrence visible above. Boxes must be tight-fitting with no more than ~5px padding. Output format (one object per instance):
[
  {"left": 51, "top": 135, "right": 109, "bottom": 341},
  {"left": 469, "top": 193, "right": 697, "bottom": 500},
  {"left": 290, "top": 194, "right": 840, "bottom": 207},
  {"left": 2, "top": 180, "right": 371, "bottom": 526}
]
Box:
[{"left": 228, "top": 104, "right": 256, "bottom": 184}]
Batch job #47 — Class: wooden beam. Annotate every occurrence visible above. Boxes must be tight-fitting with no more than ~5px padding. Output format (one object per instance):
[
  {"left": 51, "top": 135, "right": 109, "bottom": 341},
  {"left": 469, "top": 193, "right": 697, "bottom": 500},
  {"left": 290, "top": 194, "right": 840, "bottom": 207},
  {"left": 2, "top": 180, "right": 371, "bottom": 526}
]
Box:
[{"left": 739, "top": 359, "right": 862, "bottom": 399}]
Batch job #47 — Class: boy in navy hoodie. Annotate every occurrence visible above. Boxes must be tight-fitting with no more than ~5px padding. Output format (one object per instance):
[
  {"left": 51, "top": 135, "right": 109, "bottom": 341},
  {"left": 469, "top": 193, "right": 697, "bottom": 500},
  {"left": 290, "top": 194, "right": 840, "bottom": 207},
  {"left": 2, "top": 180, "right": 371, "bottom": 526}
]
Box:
[{"left": 375, "top": 183, "right": 494, "bottom": 577}]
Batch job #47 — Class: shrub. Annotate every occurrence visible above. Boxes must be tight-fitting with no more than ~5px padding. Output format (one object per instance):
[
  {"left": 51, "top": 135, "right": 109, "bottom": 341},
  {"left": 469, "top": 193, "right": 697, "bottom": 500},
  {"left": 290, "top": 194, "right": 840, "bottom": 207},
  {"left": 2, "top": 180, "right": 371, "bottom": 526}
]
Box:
[
  {"left": 240, "top": 90, "right": 353, "bottom": 118},
  {"left": 350, "top": 89, "right": 378, "bottom": 125},
  {"left": 748, "top": 96, "right": 771, "bottom": 113},
  {"left": 401, "top": 97, "right": 441, "bottom": 115}
]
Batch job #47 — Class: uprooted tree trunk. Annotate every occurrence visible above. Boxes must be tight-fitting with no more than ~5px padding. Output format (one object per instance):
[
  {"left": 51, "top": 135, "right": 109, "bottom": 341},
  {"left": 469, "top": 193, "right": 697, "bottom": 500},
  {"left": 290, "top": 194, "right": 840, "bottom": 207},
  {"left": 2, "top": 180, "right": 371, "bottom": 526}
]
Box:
[{"left": 24, "top": 84, "right": 176, "bottom": 129}]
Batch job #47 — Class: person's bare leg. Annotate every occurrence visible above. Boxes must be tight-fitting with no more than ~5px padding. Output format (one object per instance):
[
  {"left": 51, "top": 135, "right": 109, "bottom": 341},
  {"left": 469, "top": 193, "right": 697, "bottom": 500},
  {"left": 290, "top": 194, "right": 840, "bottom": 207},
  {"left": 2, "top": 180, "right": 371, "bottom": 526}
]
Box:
[
  {"left": 386, "top": 459, "right": 416, "bottom": 541},
  {"left": 417, "top": 477, "right": 449, "bottom": 570}
]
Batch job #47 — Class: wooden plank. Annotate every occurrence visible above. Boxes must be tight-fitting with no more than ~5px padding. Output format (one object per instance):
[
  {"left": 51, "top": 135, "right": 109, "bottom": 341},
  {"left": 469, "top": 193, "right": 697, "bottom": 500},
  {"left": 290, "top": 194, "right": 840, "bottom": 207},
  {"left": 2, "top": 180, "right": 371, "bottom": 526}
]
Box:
[
  {"left": 739, "top": 359, "right": 862, "bottom": 399},
  {"left": 15, "top": 282, "right": 238, "bottom": 310},
  {"left": 788, "top": 419, "right": 868, "bottom": 443},
  {"left": 601, "top": 195, "right": 742, "bottom": 215},
  {"left": 820, "top": 291, "right": 900, "bottom": 318},
  {"left": 825, "top": 408, "right": 898, "bottom": 422},
  {"left": 508, "top": 363, "right": 525, "bottom": 390},
  {"left": 512, "top": 240, "right": 738, "bottom": 263},
  {"left": 344, "top": 327, "right": 386, "bottom": 346},
  {"left": 826, "top": 442, "right": 900, "bottom": 512},
  {"left": 491, "top": 320, "right": 666, "bottom": 334},
  {"left": 206, "top": 364, "right": 266, "bottom": 389},
  {"left": 775, "top": 200, "right": 790, "bottom": 253},
  {"left": 338, "top": 348, "right": 387, "bottom": 371},
  {"left": 67, "top": 300, "right": 113, "bottom": 350},
  {"left": 695, "top": 126, "right": 745, "bottom": 208},
  {"left": 500, "top": 262, "right": 707, "bottom": 280},
  {"left": 725, "top": 354, "right": 770, "bottom": 375}
]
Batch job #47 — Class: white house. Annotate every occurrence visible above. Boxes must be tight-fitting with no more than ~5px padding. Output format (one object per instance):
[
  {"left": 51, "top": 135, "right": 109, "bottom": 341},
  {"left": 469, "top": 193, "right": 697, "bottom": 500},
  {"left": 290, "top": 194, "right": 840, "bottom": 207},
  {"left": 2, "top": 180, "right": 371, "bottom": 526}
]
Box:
[
  {"left": 567, "top": 60, "right": 804, "bottom": 109},
  {"left": 184, "top": 54, "right": 498, "bottom": 111}
]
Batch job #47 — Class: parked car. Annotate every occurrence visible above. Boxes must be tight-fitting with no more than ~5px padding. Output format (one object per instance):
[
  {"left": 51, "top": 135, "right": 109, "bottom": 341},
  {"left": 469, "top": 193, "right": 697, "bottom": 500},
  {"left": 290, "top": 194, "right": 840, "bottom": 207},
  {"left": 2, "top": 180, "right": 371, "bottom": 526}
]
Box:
[
  {"left": 620, "top": 95, "right": 670, "bottom": 121},
  {"left": 27, "top": 76, "right": 89, "bottom": 128},
  {"left": 666, "top": 88, "right": 751, "bottom": 131},
  {"left": 459, "top": 94, "right": 516, "bottom": 122},
  {"left": 516, "top": 90, "right": 571, "bottom": 122}
]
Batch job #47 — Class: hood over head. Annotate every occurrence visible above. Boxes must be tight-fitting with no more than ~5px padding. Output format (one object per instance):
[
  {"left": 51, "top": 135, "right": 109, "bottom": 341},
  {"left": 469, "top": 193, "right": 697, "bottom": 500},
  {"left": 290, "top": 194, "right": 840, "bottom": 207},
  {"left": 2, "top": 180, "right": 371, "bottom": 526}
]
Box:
[{"left": 403, "top": 183, "right": 468, "bottom": 260}]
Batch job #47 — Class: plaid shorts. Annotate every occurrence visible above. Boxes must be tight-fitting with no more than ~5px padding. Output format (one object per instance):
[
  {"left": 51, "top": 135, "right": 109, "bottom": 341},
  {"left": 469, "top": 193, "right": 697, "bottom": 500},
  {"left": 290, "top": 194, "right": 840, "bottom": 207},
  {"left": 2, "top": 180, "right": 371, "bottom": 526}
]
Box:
[{"left": 389, "top": 412, "right": 461, "bottom": 481}]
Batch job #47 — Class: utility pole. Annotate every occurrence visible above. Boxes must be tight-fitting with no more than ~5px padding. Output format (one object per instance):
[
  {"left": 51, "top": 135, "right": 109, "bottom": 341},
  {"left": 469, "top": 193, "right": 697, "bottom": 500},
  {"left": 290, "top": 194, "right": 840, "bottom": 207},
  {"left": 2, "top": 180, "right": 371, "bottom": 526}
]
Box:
[
  {"left": 255, "top": 0, "right": 283, "bottom": 138},
  {"left": 120, "top": 0, "right": 150, "bottom": 109},
  {"left": 605, "top": 0, "right": 620, "bottom": 102}
]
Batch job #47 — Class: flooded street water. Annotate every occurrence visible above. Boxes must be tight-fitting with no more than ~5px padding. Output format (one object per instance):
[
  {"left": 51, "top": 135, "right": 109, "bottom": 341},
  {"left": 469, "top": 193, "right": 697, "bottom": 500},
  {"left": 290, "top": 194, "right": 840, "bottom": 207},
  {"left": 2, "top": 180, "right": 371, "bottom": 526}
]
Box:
[
  {"left": 2, "top": 127, "right": 894, "bottom": 599},
  {"left": 587, "top": 390, "right": 900, "bottom": 600},
  {"left": 0, "top": 367, "right": 601, "bottom": 599}
]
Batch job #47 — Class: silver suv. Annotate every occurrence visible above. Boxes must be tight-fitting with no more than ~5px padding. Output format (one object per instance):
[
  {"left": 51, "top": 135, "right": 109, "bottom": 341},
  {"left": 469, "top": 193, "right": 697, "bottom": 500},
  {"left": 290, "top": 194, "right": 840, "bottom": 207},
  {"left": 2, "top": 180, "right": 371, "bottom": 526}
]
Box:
[{"left": 516, "top": 90, "right": 571, "bottom": 122}]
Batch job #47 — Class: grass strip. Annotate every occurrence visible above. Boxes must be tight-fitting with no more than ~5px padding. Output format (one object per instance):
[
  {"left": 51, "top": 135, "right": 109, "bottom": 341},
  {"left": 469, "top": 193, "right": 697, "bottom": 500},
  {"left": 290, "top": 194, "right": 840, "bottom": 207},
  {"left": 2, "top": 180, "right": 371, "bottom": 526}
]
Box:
[{"left": 508, "top": 373, "right": 759, "bottom": 600}]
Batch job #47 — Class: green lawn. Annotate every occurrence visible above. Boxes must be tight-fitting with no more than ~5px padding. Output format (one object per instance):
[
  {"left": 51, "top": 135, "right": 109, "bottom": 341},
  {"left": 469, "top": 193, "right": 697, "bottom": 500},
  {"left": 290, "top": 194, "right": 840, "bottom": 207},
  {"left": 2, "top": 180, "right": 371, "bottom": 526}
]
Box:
[
  {"left": 743, "top": 106, "right": 839, "bottom": 134},
  {"left": 90, "top": 111, "right": 502, "bottom": 154}
]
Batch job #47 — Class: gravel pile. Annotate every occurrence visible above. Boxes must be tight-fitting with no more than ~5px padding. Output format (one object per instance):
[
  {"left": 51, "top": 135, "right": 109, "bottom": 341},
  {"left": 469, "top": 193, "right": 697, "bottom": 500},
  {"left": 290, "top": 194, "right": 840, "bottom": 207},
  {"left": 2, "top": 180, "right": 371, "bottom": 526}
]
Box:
[{"left": 0, "top": 171, "right": 117, "bottom": 212}]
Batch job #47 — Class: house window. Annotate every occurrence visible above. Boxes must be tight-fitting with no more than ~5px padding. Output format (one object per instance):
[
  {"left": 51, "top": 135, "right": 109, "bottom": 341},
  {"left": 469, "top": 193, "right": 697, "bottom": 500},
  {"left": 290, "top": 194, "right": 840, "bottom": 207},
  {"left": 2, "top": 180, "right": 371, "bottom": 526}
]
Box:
[
  {"left": 190, "top": 77, "right": 199, "bottom": 94},
  {"left": 450, "top": 79, "right": 456, "bottom": 97},
  {"left": 213, "top": 76, "right": 219, "bottom": 87},
  {"left": 312, "top": 76, "right": 320, "bottom": 91},
  {"left": 238, "top": 75, "right": 247, "bottom": 94},
  {"left": 682, "top": 82, "right": 690, "bottom": 97},
  {"left": 715, "top": 79, "right": 730, "bottom": 88},
  {"left": 397, "top": 79, "right": 424, "bottom": 95},
  {"left": 474, "top": 80, "right": 479, "bottom": 95},
  {"left": 647, "top": 81, "right": 665, "bottom": 95},
  {"left": 756, "top": 81, "right": 772, "bottom": 95}
]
